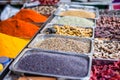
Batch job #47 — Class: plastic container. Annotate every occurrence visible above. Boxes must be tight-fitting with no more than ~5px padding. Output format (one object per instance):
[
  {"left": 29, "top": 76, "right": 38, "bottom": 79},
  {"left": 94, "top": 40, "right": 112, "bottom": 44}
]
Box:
[{"left": 0, "top": 57, "right": 10, "bottom": 66}]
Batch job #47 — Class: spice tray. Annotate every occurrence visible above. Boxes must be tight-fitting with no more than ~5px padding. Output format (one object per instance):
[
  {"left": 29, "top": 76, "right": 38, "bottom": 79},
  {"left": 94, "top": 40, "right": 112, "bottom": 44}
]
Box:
[
  {"left": 49, "top": 16, "right": 96, "bottom": 27},
  {"left": 99, "top": 9, "right": 120, "bottom": 16},
  {"left": 54, "top": 4, "right": 99, "bottom": 19},
  {"left": 93, "top": 38, "right": 120, "bottom": 61},
  {"left": 40, "top": 23, "right": 95, "bottom": 39},
  {"left": 10, "top": 48, "right": 92, "bottom": 80},
  {"left": 28, "top": 34, "right": 94, "bottom": 55}
]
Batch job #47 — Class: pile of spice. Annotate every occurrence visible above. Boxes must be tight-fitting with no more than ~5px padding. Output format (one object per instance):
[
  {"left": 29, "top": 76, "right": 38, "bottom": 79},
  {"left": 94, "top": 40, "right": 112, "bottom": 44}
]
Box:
[
  {"left": 0, "top": 9, "right": 47, "bottom": 58},
  {"left": 28, "top": 6, "right": 56, "bottom": 17},
  {"left": 13, "top": 9, "right": 47, "bottom": 23},
  {"left": 96, "top": 16, "right": 120, "bottom": 27},
  {"left": 0, "top": 33, "right": 29, "bottom": 58},
  {"left": 95, "top": 27, "right": 120, "bottom": 41},
  {"left": 31, "top": 37, "right": 91, "bottom": 54},
  {"left": 55, "top": 16, "right": 94, "bottom": 27},
  {"left": 60, "top": 10, "right": 96, "bottom": 19},
  {"left": 91, "top": 60, "right": 120, "bottom": 80},
  {"left": 17, "top": 51, "right": 89, "bottom": 77},
  {"left": 45, "top": 25, "right": 93, "bottom": 38},
  {"left": 94, "top": 39, "right": 120, "bottom": 60},
  {"left": 0, "top": 19, "right": 39, "bottom": 39}
]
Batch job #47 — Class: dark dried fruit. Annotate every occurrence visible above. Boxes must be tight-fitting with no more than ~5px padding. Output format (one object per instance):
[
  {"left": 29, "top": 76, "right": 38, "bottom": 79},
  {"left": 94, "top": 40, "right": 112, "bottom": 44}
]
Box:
[
  {"left": 95, "top": 27, "right": 120, "bottom": 41},
  {"left": 97, "top": 16, "right": 120, "bottom": 28},
  {"left": 90, "top": 60, "right": 120, "bottom": 80}
]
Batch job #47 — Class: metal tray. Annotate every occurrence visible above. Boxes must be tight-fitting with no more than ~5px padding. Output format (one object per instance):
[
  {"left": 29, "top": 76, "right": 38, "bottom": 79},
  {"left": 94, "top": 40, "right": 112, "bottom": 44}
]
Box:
[
  {"left": 99, "top": 9, "right": 120, "bottom": 16},
  {"left": 40, "top": 23, "right": 95, "bottom": 39},
  {"left": 28, "top": 34, "right": 93, "bottom": 55},
  {"left": 49, "top": 16, "right": 96, "bottom": 27},
  {"left": 10, "top": 48, "right": 92, "bottom": 80},
  {"left": 54, "top": 4, "right": 99, "bottom": 19}
]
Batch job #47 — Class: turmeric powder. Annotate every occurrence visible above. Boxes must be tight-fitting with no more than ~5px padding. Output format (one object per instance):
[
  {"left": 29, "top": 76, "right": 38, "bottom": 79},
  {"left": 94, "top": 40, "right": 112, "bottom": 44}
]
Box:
[
  {"left": 0, "top": 33, "right": 29, "bottom": 58},
  {"left": 13, "top": 9, "right": 48, "bottom": 23},
  {"left": 0, "top": 19, "right": 39, "bottom": 39}
]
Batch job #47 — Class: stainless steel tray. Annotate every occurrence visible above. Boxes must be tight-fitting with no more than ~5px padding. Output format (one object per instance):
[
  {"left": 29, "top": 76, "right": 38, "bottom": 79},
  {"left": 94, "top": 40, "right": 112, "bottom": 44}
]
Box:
[
  {"left": 49, "top": 16, "right": 96, "bottom": 27},
  {"left": 40, "top": 23, "right": 95, "bottom": 39},
  {"left": 28, "top": 34, "right": 93, "bottom": 55},
  {"left": 10, "top": 48, "right": 92, "bottom": 80},
  {"left": 54, "top": 4, "right": 99, "bottom": 19},
  {"left": 99, "top": 9, "right": 120, "bottom": 16}
]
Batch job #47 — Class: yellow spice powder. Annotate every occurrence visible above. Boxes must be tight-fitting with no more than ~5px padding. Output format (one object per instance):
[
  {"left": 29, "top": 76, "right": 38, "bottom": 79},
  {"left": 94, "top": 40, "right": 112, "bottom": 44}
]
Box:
[
  {"left": 60, "top": 10, "right": 95, "bottom": 19},
  {"left": 0, "top": 33, "right": 29, "bottom": 58}
]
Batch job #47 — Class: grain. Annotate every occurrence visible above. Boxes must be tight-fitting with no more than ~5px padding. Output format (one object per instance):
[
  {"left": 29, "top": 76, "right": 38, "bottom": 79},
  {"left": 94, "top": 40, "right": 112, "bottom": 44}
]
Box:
[
  {"left": 55, "top": 16, "right": 94, "bottom": 27},
  {"left": 34, "top": 37, "right": 91, "bottom": 54},
  {"left": 60, "top": 10, "right": 95, "bottom": 19}
]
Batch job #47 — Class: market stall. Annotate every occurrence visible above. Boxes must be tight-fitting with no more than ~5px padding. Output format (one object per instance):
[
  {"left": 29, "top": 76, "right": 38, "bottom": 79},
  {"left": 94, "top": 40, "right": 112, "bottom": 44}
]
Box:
[{"left": 0, "top": 0, "right": 120, "bottom": 80}]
